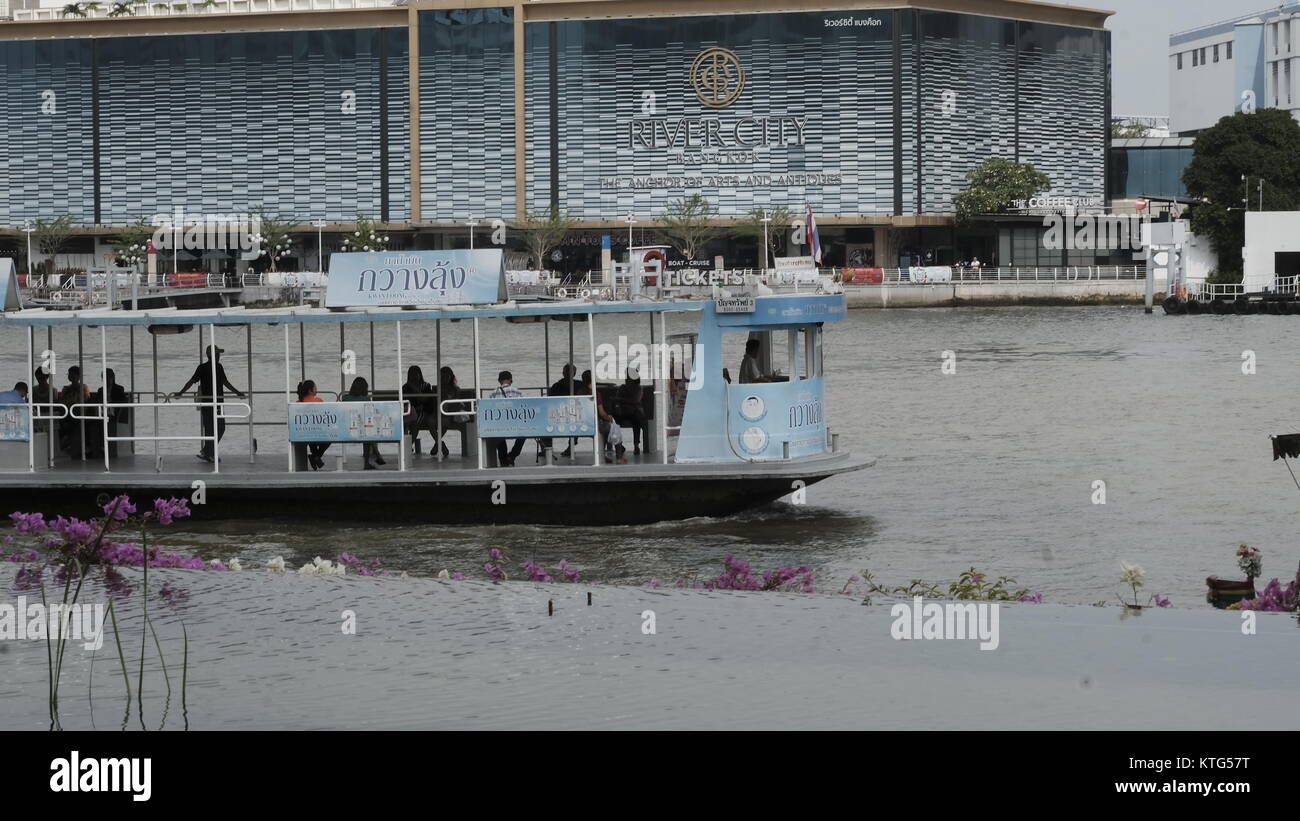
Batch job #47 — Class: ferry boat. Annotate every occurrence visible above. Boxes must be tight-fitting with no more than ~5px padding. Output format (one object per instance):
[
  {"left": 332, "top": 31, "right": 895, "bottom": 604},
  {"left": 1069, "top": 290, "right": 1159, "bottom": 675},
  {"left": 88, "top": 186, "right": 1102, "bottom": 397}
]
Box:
[{"left": 0, "top": 252, "right": 871, "bottom": 524}]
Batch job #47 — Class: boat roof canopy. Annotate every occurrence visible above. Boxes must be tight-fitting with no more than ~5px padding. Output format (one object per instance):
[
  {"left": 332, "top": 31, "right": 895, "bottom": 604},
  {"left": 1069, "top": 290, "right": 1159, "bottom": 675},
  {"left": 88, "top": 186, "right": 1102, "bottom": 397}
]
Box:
[{"left": 0, "top": 294, "right": 847, "bottom": 329}]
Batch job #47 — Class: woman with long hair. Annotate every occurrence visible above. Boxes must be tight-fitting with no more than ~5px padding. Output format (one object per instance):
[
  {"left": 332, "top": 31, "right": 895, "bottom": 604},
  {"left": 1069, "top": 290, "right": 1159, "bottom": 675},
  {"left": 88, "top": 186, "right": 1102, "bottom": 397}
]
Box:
[{"left": 402, "top": 365, "right": 436, "bottom": 455}]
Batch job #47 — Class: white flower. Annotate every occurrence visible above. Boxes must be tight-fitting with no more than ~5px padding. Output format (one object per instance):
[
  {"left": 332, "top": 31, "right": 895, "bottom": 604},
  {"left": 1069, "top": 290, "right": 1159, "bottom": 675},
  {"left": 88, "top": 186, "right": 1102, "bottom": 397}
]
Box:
[
  {"left": 400, "top": 571, "right": 410, "bottom": 579},
  {"left": 1119, "top": 561, "right": 1145, "bottom": 588},
  {"left": 297, "top": 562, "right": 318, "bottom": 575},
  {"left": 267, "top": 556, "right": 286, "bottom": 572},
  {"left": 228, "top": 557, "right": 242, "bottom": 572},
  {"left": 437, "top": 569, "right": 449, "bottom": 579}
]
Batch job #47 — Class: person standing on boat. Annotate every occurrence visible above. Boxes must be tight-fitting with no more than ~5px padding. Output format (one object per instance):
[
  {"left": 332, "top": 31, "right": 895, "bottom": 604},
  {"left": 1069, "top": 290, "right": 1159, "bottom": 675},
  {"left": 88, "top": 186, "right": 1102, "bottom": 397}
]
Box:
[
  {"left": 173, "top": 346, "right": 245, "bottom": 463},
  {"left": 490, "top": 370, "right": 527, "bottom": 467}
]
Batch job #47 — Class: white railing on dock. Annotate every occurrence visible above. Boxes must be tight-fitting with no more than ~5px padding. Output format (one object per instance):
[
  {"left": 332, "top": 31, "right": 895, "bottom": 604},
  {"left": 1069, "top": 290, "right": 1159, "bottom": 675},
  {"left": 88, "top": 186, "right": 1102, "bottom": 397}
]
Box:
[{"left": 69, "top": 401, "right": 251, "bottom": 474}]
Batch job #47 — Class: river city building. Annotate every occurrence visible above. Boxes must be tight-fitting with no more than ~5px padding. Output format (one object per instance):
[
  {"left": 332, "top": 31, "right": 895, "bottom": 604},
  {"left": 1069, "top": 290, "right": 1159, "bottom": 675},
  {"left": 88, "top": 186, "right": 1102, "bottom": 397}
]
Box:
[{"left": 0, "top": 0, "right": 1114, "bottom": 273}]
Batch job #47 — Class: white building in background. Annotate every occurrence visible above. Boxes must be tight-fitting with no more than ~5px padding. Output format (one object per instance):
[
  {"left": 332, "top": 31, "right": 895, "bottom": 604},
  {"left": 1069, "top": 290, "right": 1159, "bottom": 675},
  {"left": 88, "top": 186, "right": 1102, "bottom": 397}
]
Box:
[
  {"left": 1169, "top": 2, "right": 1300, "bottom": 135},
  {"left": 1243, "top": 212, "right": 1300, "bottom": 292}
]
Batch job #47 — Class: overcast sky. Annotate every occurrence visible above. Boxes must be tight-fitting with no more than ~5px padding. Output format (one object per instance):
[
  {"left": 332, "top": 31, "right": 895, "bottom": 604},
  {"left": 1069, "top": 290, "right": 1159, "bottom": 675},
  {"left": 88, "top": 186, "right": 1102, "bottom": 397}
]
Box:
[{"left": 1067, "top": 0, "right": 1269, "bottom": 116}]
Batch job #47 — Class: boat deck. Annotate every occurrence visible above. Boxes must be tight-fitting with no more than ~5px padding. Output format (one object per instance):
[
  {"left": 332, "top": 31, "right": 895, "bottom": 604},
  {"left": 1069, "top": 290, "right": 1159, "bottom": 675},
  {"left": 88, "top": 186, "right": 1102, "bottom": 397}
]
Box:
[{"left": 0, "top": 443, "right": 872, "bottom": 486}]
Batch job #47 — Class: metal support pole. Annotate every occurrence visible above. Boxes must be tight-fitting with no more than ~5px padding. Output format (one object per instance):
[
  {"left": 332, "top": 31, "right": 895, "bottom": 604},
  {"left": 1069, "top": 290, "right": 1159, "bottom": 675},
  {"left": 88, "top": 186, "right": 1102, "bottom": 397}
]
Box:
[
  {"left": 369, "top": 322, "right": 376, "bottom": 396},
  {"left": 299, "top": 322, "right": 306, "bottom": 382},
  {"left": 152, "top": 331, "right": 159, "bottom": 466},
  {"left": 47, "top": 326, "right": 54, "bottom": 469},
  {"left": 101, "top": 327, "right": 110, "bottom": 472},
  {"left": 473, "top": 317, "right": 483, "bottom": 470},
  {"left": 209, "top": 324, "right": 220, "bottom": 474},
  {"left": 128, "top": 326, "right": 135, "bottom": 455},
  {"left": 247, "top": 324, "right": 255, "bottom": 462},
  {"left": 659, "top": 310, "right": 668, "bottom": 465},
  {"left": 285, "top": 323, "right": 293, "bottom": 473},
  {"left": 77, "top": 326, "right": 85, "bottom": 460},
  {"left": 339, "top": 324, "right": 346, "bottom": 399},
  {"left": 396, "top": 320, "right": 405, "bottom": 473},
  {"left": 589, "top": 312, "right": 599, "bottom": 467},
  {"left": 26, "top": 327, "right": 34, "bottom": 472},
  {"left": 435, "top": 319, "right": 443, "bottom": 461}
]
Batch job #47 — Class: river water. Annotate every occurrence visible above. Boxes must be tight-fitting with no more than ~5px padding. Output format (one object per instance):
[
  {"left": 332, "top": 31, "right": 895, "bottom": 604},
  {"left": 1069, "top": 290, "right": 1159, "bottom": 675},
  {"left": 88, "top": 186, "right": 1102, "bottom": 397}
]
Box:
[{"left": 3, "top": 305, "right": 1298, "bottom": 606}]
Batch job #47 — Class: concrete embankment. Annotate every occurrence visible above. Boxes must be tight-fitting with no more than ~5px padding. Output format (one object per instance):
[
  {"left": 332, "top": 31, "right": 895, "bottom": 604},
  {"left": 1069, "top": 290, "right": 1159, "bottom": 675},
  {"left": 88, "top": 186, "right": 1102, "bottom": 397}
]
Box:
[{"left": 846, "top": 280, "right": 1162, "bottom": 309}]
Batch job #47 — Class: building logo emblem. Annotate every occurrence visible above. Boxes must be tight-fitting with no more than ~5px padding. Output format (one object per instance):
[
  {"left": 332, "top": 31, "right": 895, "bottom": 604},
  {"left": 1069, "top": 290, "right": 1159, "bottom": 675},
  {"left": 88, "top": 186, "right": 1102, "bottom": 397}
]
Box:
[{"left": 690, "top": 47, "right": 745, "bottom": 108}]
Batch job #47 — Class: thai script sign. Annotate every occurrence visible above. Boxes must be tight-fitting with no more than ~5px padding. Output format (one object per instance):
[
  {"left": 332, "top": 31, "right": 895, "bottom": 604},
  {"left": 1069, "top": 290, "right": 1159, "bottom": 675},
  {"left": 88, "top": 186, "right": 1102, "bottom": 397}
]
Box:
[
  {"left": 287, "top": 401, "right": 402, "bottom": 443},
  {"left": 0, "top": 404, "right": 30, "bottom": 442},
  {"left": 325, "top": 250, "right": 507, "bottom": 308},
  {"left": 477, "top": 396, "right": 597, "bottom": 439},
  {"left": 729, "top": 378, "right": 826, "bottom": 460}
]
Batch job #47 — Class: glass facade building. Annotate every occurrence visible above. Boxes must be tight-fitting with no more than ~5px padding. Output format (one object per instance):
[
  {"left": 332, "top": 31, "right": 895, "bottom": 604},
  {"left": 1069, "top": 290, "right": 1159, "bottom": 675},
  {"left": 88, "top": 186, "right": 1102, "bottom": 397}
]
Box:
[{"left": 0, "top": 0, "right": 1112, "bottom": 258}]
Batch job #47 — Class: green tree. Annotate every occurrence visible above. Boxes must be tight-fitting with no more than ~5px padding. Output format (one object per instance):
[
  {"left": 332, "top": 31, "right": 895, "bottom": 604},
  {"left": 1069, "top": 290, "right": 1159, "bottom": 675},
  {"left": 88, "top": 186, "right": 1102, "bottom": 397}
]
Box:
[
  {"left": 249, "top": 208, "right": 299, "bottom": 272},
  {"left": 515, "top": 206, "right": 578, "bottom": 271},
  {"left": 732, "top": 206, "right": 793, "bottom": 271},
  {"left": 953, "top": 158, "right": 1051, "bottom": 223},
  {"left": 1183, "top": 109, "right": 1300, "bottom": 280},
  {"left": 339, "top": 213, "right": 389, "bottom": 254},
  {"left": 1110, "top": 122, "right": 1153, "bottom": 139},
  {"left": 110, "top": 218, "right": 155, "bottom": 269},
  {"left": 659, "top": 194, "right": 721, "bottom": 262},
  {"left": 33, "top": 215, "right": 76, "bottom": 280}
]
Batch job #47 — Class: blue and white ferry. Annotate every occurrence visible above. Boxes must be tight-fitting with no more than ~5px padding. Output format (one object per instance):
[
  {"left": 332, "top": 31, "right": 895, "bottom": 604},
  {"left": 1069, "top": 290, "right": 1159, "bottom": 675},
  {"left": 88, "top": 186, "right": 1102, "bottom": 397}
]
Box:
[{"left": 0, "top": 252, "right": 871, "bottom": 524}]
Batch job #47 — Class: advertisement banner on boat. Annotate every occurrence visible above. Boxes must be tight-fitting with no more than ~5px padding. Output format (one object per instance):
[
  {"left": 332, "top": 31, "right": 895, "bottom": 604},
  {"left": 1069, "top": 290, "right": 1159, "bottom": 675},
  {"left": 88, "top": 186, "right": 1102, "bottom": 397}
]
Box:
[
  {"left": 477, "top": 396, "right": 597, "bottom": 439},
  {"left": 0, "top": 404, "right": 30, "bottom": 442},
  {"left": 287, "top": 401, "right": 403, "bottom": 443},
  {"left": 728, "top": 377, "right": 825, "bottom": 460},
  {"left": 324, "top": 250, "right": 508, "bottom": 308}
]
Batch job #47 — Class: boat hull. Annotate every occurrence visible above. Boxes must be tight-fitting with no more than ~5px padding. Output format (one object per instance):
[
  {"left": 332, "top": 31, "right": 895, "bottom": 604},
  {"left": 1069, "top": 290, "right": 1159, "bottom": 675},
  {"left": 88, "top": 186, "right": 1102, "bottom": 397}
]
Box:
[{"left": 0, "top": 453, "right": 873, "bottom": 525}]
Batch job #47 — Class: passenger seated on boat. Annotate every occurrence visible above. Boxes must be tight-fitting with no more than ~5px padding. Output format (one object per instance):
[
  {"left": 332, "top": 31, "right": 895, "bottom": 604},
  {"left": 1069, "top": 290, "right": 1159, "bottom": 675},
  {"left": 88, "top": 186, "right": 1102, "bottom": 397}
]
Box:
[
  {"left": 402, "top": 365, "right": 437, "bottom": 455},
  {"left": 89, "top": 369, "right": 131, "bottom": 458},
  {"left": 739, "top": 339, "right": 772, "bottom": 384},
  {"left": 32, "top": 368, "right": 52, "bottom": 432},
  {"left": 90, "top": 368, "right": 130, "bottom": 423},
  {"left": 0, "top": 381, "right": 26, "bottom": 404},
  {"left": 541, "top": 363, "right": 579, "bottom": 456},
  {"left": 490, "top": 370, "right": 527, "bottom": 467},
  {"left": 56, "top": 367, "right": 98, "bottom": 458},
  {"left": 612, "top": 367, "right": 649, "bottom": 455},
  {"left": 436, "top": 366, "right": 473, "bottom": 458},
  {"left": 342, "top": 377, "right": 385, "bottom": 470},
  {"left": 297, "top": 380, "right": 330, "bottom": 471}
]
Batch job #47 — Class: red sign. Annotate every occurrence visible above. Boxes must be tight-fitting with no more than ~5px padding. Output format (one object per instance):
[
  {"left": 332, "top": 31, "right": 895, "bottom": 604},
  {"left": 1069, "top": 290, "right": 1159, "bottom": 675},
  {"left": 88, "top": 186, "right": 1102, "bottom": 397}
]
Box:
[
  {"left": 841, "top": 267, "right": 884, "bottom": 284},
  {"left": 1134, "top": 198, "right": 1149, "bottom": 211}
]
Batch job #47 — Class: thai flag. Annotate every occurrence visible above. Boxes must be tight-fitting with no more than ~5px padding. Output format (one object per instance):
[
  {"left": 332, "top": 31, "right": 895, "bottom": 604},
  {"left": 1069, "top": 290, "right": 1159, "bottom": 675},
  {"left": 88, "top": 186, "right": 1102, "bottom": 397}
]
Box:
[{"left": 806, "top": 203, "right": 822, "bottom": 265}]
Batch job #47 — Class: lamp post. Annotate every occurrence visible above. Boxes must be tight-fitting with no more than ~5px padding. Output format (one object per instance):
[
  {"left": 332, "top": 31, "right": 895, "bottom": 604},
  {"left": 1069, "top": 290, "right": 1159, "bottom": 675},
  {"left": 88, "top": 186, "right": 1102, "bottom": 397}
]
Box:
[
  {"left": 760, "top": 214, "right": 772, "bottom": 274},
  {"left": 465, "top": 218, "right": 480, "bottom": 250},
  {"left": 22, "top": 222, "right": 34, "bottom": 285},
  {"left": 312, "top": 219, "right": 327, "bottom": 273}
]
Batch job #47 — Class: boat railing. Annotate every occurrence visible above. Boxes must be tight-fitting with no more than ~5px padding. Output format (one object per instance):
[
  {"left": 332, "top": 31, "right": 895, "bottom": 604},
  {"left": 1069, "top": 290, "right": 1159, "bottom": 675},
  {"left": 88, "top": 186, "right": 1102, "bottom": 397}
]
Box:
[{"left": 69, "top": 400, "right": 251, "bottom": 473}]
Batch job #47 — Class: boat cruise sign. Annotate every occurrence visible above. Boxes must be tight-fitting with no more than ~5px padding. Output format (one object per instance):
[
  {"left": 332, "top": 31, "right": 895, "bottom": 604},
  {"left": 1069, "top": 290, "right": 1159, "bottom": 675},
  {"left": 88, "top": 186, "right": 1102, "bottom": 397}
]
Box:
[{"left": 324, "top": 250, "right": 508, "bottom": 308}]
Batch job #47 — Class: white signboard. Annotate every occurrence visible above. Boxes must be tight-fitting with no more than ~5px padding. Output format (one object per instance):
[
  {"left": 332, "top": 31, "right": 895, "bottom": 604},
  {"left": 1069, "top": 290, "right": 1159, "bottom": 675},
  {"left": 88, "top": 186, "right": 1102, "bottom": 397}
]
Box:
[{"left": 716, "top": 296, "right": 756, "bottom": 313}]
